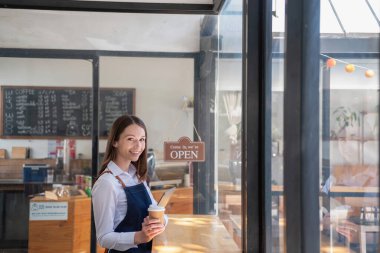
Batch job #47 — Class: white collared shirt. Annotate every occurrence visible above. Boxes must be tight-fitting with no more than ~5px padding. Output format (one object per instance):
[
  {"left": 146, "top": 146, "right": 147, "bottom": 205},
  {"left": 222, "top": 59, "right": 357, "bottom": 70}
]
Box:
[{"left": 92, "top": 161, "right": 166, "bottom": 251}]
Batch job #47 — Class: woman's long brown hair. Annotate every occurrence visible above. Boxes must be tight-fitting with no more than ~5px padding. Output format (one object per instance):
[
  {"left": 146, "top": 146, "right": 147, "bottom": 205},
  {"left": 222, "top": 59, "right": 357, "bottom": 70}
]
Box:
[{"left": 96, "top": 115, "right": 148, "bottom": 182}]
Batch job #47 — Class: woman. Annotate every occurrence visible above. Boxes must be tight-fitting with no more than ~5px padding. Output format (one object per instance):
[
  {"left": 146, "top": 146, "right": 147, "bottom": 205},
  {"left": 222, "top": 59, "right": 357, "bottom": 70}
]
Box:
[{"left": 92, "top": 115, "right": 166, "bottom": 253}]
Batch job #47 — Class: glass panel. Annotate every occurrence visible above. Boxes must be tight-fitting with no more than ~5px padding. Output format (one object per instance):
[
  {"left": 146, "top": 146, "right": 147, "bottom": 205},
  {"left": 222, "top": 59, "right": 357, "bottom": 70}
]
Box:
[
  {"left": 320, "top": 0, "right": 380, "bottom": 252},
  {"left": 0, "top": 7, "right": 244, "bottom": 253},
  {"left": 96, "top": 54, "right": 197, "bottom": 252},
  {"left": 216, "top": 0, "right": 243, "bottom": 249},
  {"left": 272, "top": 0, "right": 285, "bottom": 252},
  {"left": 0, "top": 57, "right": 93, "bottom": 251},
  {"left": 330, "top": 0, "right": 379, "bottom": 33}
]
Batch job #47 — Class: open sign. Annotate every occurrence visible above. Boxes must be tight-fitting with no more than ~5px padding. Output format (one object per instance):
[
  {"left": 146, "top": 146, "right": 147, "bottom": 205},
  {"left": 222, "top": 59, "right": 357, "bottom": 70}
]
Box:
[{"left": 164, "top": 136, "right": 205, "bottom": 162}]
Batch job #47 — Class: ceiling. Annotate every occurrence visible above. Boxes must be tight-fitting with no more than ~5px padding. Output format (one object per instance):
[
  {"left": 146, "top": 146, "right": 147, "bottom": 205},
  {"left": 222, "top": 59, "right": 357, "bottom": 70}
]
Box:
[
  {"left": 0, "top": 0, "right": 378, "bottom": 52},
  {"left": 0, "top": 9, "right": 204, "bottom": 52}
]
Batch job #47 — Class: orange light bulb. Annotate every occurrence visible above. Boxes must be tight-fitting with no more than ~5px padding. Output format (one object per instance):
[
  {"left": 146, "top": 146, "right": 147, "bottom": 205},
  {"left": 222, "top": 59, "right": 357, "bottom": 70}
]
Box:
[
  {"left": 365, "top": 69, "right": 375, "bottom": 78},
  {"left": 326, "top": 58, "right": 336, "bottom": 68},
  {"left": 345, "top": 64, "right": 355, "bottom": 73}
]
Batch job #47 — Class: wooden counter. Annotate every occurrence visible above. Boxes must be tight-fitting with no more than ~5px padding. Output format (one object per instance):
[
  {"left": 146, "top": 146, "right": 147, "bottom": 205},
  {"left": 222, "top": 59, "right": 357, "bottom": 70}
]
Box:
[
  {"left": 28, "top": 195, "right": 91, "bottom": 253},
  {"left": 152, "top": 214, "right": 240, "bottom": 253}
]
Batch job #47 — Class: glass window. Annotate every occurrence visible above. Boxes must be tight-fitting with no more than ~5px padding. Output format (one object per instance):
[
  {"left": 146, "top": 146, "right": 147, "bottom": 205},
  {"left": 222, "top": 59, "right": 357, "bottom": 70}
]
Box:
[
  {"left": 0, "top": 7, "right": 244, "bottom": 253},
  {"left": 0, "top": 57, "right": 93, "bottom": 251},
  {"left": 216, "top": 0, "right": 243, "bottom": 249},
  {"left": 320, "top": 1, "right": 380, "bottom": 252},
  {"left": 272, "top": 0, "right": 285, "bottom": 251}
]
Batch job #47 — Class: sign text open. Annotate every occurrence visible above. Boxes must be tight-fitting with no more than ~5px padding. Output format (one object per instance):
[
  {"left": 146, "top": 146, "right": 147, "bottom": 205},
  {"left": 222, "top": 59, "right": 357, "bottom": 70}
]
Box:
[{"left": 164, "top": 136, "right": 205, "bottom": 162}]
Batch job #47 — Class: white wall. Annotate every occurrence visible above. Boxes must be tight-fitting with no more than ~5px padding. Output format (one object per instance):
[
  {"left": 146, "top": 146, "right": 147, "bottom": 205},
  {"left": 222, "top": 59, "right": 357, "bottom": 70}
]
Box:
[
  {"left": 99, "top": 56, "right": 194, "bottom": 159},
  {"left": 0, "top": 56, "right": 194, "bottom": 160}
]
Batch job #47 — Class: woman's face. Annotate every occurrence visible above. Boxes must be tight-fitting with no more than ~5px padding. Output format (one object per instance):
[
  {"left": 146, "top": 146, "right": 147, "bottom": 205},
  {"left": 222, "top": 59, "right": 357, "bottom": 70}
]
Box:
[{"left": 113, "top": 124, "right": 146, "bottom": 162}]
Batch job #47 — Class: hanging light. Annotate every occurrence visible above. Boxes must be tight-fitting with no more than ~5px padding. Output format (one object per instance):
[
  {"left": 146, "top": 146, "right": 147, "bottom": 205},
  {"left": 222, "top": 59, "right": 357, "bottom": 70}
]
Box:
[
  {"left": 345, "top": 64, "right": 355, "bottom": 73},
  {"left": 326, "top": 58, "right": 336, "bottom": 68},
  {"left": 365, "top": 69, "right": 375, "bottom": 78}
]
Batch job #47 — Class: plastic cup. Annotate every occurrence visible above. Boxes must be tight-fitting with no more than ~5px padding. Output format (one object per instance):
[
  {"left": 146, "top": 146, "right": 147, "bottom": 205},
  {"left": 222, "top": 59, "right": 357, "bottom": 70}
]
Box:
[{"left": 148, "top": 205, "right": 165, "bottom": 225}]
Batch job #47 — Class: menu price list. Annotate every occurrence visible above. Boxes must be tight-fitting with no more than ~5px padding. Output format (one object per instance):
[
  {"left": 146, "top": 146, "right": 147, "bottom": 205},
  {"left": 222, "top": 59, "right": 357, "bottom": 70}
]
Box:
[{"left": 2, "top": 87, "right": 135, "bottom": 137}]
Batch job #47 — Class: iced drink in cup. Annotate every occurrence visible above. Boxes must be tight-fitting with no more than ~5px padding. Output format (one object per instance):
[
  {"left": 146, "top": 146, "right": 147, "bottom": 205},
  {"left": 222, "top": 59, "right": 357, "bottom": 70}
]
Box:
[{"left": 148, "top": 205, "right": 165, "bottom": 225}]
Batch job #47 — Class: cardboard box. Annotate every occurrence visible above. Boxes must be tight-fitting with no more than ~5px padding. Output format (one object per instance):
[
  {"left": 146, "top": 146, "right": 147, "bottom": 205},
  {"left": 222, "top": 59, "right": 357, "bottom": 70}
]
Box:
[
  {"left": 12, "top": 147, "right": 30, "bottom": 159},
  {"left": 0, "top": 149, "right": 6, "bottom": 159}
]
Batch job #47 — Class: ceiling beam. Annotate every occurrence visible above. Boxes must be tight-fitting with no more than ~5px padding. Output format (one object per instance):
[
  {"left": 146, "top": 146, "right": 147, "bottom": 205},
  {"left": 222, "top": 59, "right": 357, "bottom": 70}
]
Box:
[
  {"left": 213, "top": 0, "right": 226, "bottom": 13},
  {"left": 0, "top": 0, "right": 216, "bottom": 14}
]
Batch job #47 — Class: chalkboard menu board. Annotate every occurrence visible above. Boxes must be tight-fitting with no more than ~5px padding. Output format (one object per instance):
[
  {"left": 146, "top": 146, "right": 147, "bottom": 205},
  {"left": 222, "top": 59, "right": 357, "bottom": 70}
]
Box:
[{"left": 1, "top": 86, "right": 135, "bottom": 138}]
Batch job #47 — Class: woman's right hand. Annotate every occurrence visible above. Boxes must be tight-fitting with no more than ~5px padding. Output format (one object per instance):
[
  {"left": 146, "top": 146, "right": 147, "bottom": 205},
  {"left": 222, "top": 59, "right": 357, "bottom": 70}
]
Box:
[{"left": 134, "top": 216, "right": 165, "bottom": 244}]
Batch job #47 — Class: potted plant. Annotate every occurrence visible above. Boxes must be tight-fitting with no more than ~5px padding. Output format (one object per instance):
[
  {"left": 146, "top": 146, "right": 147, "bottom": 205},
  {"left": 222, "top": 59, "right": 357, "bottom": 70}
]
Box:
[{"left": 331, "top": 106, "right": 360, "bottom": 139}]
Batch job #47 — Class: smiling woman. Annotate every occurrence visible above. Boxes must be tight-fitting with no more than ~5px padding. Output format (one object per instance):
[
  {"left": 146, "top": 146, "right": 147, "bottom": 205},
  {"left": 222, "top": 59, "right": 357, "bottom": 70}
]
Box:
[{"left": 92, "top": 115, "right": 168, "bottom": 253}]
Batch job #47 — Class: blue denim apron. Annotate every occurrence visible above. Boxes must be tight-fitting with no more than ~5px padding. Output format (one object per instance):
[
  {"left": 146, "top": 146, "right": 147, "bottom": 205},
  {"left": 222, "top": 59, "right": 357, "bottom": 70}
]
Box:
[{"left": 103, "top": 171, "right": 152, "bottom": 253}]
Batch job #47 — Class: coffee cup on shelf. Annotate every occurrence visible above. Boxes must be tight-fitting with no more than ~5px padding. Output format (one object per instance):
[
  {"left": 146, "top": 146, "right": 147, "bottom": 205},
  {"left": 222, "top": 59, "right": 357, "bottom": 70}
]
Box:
[{"left": 148, "top": 205, "right": 165, "bottom": 225}]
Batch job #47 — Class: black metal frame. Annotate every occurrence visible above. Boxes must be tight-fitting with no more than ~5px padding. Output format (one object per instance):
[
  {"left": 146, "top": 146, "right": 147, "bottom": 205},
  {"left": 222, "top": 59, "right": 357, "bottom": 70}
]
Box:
[
  {"left": 0, "top": 48, "right": 198, "bottom": 59},
  {"left": 91, "top": 57, "right": 100, "bottom": 253},
  {"left": 0, "top": 0, "right": 225, "bottom": 14},
  {"left": 283, "top": 0, "right": 320, "bottom": 253},
  {"left": 193, "top": 32, "right": 217, "bottom": 214},
  {"left": 242, "top": 0, "right": 272, "bottom": 252}
]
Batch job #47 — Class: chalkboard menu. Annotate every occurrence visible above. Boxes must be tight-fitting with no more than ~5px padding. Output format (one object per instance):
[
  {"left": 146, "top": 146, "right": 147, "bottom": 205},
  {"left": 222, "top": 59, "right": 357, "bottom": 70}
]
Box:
[{"left": 1, "top": 86, "right": 135, "bottom": 138}]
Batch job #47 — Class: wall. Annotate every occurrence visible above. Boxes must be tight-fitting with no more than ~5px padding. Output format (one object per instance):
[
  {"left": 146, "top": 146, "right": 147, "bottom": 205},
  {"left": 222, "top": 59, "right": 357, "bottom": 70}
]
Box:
[
  {"left": 99, "top": 56, "right": 194, "bottom": 158},
  {"left": 0, "top": 56, "right": 194, "bottom": 160}
]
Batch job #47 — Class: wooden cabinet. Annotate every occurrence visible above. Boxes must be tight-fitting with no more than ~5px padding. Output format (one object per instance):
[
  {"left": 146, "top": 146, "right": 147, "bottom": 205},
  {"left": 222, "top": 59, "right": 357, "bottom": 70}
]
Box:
[
  {"left": 152, "top": 187, "right": 193, "bottom": 214},
  {"left": 28, "top": 195, "right": 91, "bottom": 253}
]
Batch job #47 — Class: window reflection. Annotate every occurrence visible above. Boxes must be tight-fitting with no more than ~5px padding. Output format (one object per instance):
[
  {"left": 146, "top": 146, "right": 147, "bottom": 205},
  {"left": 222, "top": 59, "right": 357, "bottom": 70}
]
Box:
[
  {"left": 216, "top": 0, "right": 243, "bottom": 249},
  {"left": 320, "top": 29, "right": 379, "bottom": 253}
]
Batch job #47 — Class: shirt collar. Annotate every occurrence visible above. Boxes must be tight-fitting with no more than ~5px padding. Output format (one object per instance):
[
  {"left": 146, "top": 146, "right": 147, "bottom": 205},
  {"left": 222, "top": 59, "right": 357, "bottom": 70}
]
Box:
[{"left": 107, "top": 160, "right": 136, "bottom": 177}]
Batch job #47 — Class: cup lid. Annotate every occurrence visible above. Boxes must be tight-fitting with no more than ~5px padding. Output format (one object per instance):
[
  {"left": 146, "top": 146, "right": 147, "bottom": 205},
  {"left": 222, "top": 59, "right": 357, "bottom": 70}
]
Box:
[{"left": 148, "top": 204, "right": 165, "bottom": 211}]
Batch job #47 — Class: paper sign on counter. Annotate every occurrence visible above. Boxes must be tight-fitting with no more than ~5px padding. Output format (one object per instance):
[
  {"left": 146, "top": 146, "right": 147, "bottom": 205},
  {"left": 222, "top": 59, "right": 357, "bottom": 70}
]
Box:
[{"left": 29, "top": 202, "right": 68, "bottom": 221}]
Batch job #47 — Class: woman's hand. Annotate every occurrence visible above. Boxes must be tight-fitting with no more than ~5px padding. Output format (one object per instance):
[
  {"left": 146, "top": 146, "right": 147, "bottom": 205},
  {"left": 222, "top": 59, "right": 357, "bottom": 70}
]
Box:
[{"left": 134, "top": 216, "right": 165, "bottom": 244}]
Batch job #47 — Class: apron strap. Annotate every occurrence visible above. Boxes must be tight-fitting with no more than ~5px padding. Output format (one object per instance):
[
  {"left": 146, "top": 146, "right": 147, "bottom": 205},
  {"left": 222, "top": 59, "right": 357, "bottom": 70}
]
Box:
[
  {"left": 99, "top": 170, "right": 126, "bottom": 253},
  {"left": 100, "top": 170, "right": 126, "bottom": 188}
]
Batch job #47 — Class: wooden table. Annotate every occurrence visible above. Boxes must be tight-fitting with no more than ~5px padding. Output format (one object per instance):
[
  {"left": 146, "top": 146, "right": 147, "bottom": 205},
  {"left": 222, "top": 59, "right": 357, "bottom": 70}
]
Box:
[
  {"left": 152, "top": 214, "right": 240, "bottom": 253},
  {"left": 336, "top": 220, "right": 379, "bottom": 253},
  {"left": 358, "top": 224, "right": 379, "bottom": 253},
  {"left": 327, "top": 186, "right": 379, "bottom": 253},
  {"left": 329, "top": 186, "right": 379, "bottom": 197}
]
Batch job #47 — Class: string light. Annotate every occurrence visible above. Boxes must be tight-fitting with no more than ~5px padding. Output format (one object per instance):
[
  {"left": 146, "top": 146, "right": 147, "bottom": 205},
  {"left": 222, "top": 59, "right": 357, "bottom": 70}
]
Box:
[{"left": 321, "top": 53, "right": 375, "bottom": 78}]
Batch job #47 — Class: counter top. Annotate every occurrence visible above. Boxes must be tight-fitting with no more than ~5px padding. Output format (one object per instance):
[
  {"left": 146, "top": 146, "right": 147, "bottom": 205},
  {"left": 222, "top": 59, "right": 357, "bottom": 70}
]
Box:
[
  {"left": 152, "top": 214, "right": 240, "bottom": 253},
  {"left": 0, "top": 181, "right": 72, "bottom": 193},
  {"left": 0, "top": 179, "right": 24, "bottom": 184},
  {"left": 0, "top": 180, "right": 73, "bottom": 185}
]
